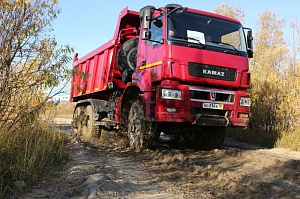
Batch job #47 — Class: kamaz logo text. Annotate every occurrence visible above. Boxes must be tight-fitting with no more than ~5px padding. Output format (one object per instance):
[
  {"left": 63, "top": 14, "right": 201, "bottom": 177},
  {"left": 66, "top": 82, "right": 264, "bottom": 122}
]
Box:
[{"left": 203, "top": 69, "right": 225, "bottom": 77}]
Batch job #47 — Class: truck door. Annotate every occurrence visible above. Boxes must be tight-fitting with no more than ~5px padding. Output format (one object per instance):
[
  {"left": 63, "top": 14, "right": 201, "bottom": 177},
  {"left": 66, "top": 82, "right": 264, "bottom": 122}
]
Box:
[{"left": 137, "top": 16, "right": 164, "bottom": 76}]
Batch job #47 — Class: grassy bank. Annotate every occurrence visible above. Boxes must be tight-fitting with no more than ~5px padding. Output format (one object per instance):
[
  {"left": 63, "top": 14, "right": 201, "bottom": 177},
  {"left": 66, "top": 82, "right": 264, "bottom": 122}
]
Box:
[
  {"left": 0, "top": 120, "right": 69, "bottom": 198},
  {"left": 275, "top": 129, "right": 300, "bottom": 151},
  {"left": 227, "top": 127, "right": 300, "bottom": 151}
]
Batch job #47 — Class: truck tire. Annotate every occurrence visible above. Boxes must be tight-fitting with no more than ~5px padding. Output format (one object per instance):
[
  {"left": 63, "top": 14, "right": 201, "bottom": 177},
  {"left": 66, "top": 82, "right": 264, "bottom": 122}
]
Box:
[
  {"left": 193, "top": 126, "right": 226, "bottom": 150},
  {"left": 73, "top": 107, "right": 83, "bottom": 136},
  {"left": 127, "top": 100, "right": 159, "bottom": 151},
  {"left": 82, "top": 105, "right": 99, "bottom": 140},
  {"left": 117, "top": 38, "right": 138, "bottom": 73}
]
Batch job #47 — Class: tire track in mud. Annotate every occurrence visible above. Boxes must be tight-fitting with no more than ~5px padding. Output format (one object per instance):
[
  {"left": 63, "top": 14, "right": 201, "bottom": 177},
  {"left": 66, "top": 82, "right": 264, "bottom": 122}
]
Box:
[
  {"left": 132, "top": 137, "right": 300, "bottom": 199},
  {"left": 20, "top": 122, "right": 300, "bottom": 199},
  {"left": 21, "top": 138, "right": 180, "bottom": 199},
  {"left": 80, "top": 145, "right": 179, "bottom": 198}
]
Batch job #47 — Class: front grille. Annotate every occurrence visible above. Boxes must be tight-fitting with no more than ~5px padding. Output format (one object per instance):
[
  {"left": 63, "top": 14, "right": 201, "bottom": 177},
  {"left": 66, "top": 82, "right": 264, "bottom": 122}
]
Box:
[
  {"left": 188, "top": 63, "right": 237, "bottom": 81},
  {"left": 190, "top": 89, "right": 234, "bottom": 103}
]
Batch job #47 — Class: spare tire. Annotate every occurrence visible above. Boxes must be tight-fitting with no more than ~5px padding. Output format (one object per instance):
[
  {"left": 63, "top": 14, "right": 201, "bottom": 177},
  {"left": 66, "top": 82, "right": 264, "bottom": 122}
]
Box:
[{"left": 117, "top": 38, "right": 138, "bottom": 73}]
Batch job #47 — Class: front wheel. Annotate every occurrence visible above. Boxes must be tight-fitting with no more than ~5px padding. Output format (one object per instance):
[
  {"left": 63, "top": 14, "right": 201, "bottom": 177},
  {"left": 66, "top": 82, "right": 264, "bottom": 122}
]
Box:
[{"left": 127, "top": 100, "right": 159, "bottom": 151}]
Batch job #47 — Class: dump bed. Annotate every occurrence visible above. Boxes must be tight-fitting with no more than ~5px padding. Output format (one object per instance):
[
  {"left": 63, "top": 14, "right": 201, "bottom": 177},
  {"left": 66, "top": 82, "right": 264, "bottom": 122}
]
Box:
[
  {"left": 70, "top": 7, "right": 140, "bottom": 102},
  {"left": 70, "top": 40, "right": 117, "bottom": 101}
]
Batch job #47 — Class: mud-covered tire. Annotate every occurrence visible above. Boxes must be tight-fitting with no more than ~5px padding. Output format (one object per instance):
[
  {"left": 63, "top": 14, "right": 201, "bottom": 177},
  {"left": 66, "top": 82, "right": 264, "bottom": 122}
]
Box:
[
  {"left": 73, "top": 107, "right": 83, "bottom": 136},
  {"left": 193, "top": 126, "right": 226, "bottom": 150},
  {"left": 117, "top": 38, "right": 138, "bottom": 73},
  {"left": 128, "top": 100, "right": 144, "bottom": 151},
  {"left": 82, "top": 105, "right": 99, "bottom": 140},
  {"left": 127, "top": 100, "right": 159, "bottom": 151}
]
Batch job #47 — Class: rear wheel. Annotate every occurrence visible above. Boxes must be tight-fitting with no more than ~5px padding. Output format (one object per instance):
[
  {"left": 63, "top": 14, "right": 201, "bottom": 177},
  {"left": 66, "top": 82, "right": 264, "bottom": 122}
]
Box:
[
  {"left": 82, "top": 105, "right": 99, "bottom": 140},
  {"left": 73, "top": 107, "right": 83, "bottom": 136}
]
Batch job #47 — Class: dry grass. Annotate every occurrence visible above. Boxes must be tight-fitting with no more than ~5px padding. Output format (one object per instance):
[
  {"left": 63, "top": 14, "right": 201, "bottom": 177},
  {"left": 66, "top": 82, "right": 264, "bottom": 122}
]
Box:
[
  {"left": 227, "top": 127, "right": 300, "bottom": 151},
  {"left": 276, "top": 128, "right": 300, "bottom": 151},
  {"left": 43, "top": 102, "right": 75, "bottom": 119},
  {"left": 0, "top": 99, "right": 74, "bottom": 198},
  {"left": 0, "top": 121, "right": 69, "bottom": 198}
]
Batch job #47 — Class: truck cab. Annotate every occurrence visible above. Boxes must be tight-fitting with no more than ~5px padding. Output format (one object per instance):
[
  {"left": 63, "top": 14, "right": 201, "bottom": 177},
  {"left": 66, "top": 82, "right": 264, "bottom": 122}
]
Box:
[{"left": 71, "top": 4, "right": 253, "bottom": 151}]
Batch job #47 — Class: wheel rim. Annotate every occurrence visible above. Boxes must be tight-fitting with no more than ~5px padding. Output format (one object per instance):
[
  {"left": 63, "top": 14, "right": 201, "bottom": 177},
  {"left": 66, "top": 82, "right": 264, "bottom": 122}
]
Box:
[{"left": 128, "top": 101, "right": 144, "bottom": 151}]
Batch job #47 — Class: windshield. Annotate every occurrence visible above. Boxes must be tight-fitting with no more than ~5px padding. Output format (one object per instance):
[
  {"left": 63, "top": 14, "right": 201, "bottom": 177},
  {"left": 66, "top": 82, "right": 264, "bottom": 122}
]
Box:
[{"left": 167, "top": 11, "right": 247, "bottom": 56}]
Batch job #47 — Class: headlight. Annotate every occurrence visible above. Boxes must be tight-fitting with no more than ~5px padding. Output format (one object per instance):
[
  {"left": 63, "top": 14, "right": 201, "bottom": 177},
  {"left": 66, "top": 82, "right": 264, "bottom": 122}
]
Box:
[
  {"left": 240, "top": 97, "right": 251, "bottom": 107},
  {"left": 161, "top": 89, "right": 182, "bottom": 100}
]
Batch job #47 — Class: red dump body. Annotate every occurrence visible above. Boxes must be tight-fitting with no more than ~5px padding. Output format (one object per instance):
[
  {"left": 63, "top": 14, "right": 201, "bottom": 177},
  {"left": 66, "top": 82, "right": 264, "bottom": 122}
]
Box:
[
  {"left": 70, "top": 5, "right": 252, "bottom": 128},
  {"left": 71, "top": 7, "right": 139, "bottom": 100}
]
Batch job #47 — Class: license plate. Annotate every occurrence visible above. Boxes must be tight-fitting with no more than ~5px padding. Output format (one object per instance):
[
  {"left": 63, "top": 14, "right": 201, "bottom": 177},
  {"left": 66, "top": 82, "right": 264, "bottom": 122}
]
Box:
[{"left": 203, "top": 103, "right": 224, "bottom": 110}]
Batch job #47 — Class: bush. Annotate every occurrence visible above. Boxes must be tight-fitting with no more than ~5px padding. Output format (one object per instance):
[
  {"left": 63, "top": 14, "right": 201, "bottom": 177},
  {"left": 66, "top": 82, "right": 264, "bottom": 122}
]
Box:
[{"left": 0, "top": 1, "right": 72, "bottom": 197}]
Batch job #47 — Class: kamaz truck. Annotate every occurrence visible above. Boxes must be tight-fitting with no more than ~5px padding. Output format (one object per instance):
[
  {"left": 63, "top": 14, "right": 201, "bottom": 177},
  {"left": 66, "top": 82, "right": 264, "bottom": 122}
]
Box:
[{"left": 70, "top": 4, "right": 253, "bottom": 151}]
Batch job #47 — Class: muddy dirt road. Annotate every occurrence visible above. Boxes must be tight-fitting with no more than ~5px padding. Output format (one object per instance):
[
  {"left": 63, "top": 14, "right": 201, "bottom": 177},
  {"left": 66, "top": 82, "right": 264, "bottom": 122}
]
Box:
[{"left": 21, "top": 121, "right": 300, "bottom": 199}]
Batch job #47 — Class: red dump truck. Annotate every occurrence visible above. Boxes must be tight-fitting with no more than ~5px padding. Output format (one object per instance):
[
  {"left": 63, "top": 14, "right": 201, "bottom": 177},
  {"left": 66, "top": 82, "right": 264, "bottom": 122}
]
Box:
[{"left": 70, "top": 4, "right": 253, "bottom": 150}]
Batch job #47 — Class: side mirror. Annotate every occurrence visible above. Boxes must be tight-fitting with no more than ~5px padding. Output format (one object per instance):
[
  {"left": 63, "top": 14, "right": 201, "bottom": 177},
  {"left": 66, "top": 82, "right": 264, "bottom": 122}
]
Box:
[
  {"left": 140, "top": 7, "right": 153, "bottom": 40},
  {"left": 142, "top": 9, "right": 151, "bottom": 29},
  {"left": 247, "top": 29, "right": 253, "bottom": 58},
  {"left": 142, "top": 30, "right": 151, "bottom": 40}
]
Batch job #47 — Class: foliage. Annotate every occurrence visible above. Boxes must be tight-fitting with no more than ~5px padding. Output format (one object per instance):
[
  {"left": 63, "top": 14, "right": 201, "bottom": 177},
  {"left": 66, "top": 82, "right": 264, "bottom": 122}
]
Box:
[
  {"left": 213, "top": 4, "right": 245, "bottom": 24},
  {"left": 0, "top": 0, "right": 73, "bottom": 130},
  {"left": 215, "top": 5, "right": 300, "bottom": 149},
  {"left": 250, "top": 11, "right": 289, "bottom": 134},
  {"left": 0, "top": 0, "right": 73, "bottom": 197},
  {"left": 250, "top": 11, "right": 300, "bottom": 147}
]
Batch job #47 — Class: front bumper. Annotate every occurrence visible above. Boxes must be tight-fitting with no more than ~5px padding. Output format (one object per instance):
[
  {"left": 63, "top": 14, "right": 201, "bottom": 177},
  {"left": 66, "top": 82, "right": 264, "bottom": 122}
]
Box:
[{"left": 155, "top": 85, "right": 249, "bottom": 127}]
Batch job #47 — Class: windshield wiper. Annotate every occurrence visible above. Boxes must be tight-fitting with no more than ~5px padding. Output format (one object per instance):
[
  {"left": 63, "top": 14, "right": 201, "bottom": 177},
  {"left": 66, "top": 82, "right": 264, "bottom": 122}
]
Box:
[
  {"left": 171, "top": 35, "right": 206, "bottom": 49},
  {"left": 210, "top": 41, "right": 241, "bottom": 55}
]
